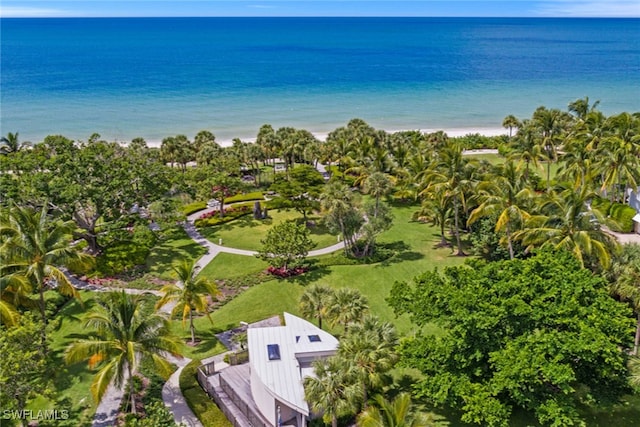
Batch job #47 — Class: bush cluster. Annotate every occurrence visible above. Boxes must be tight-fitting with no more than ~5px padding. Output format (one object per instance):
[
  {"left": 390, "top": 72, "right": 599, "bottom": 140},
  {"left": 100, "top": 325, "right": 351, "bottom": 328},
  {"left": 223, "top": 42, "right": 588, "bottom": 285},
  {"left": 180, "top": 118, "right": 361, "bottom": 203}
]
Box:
[
  {"left": 266, "top": 266, "right": 308, "bottom": 278},
  {"left": 182, "top": 201, "right": 207, "bottom": 216},
  {"left": 591, "top": 196, "right": 636, "bottom": 232},
  {"left": 179, "top": 359, "right": 231, "bottom": 427},
  {"left": 225, "top": 191, "right": 264, "bottom": 203},
  {"left": 194, "top": 203, "right": 253, "bottom": 227},
  {"left": 451, "top": 133, "right": 508, "bottom": 150}
]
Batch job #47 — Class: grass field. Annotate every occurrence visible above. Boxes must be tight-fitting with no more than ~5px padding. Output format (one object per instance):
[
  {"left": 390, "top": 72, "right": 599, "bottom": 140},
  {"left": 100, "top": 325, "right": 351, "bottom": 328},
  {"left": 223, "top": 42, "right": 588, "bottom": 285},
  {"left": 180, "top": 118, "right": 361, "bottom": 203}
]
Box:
[
  {"left": 199, "top": 209, "right": 337, "bottom": 251},
  {"left": 146, "top": 226, "right": 207, "bottom": 280}
]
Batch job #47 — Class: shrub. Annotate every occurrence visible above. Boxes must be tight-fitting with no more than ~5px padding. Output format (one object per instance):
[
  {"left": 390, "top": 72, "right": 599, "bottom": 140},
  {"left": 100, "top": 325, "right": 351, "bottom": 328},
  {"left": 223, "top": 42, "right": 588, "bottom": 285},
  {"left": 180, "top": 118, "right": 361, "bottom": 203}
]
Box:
[
  {"left": 182, "top": 201, "right": 207, "bottom": 216},
  {"left": 96, "top": 241, "right": 150, "bottom": 276},
  {"left": 180, "top": 359, "right": 231, "bottom": 427},
  {"left": 193, "top": 203, "right": 254, "bottom": 227},
  {"left": 608, "top": 202, "right": 637, "bottom": 233},
  {"left": 225, "top": 191, "right": 264, "bottom": 203},
  {"left": 591, "top": 196, "right": 611, "bottom": 216},
  {"left": 266, "top": 266, "right": 308, "bottom": 278}
]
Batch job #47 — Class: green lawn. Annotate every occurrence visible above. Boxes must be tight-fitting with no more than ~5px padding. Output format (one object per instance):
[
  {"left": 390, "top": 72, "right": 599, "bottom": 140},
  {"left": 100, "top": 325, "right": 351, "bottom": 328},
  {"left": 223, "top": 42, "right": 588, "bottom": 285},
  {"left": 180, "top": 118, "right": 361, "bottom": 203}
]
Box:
[
  {"left": 191, "top": 203, "right": 466, "bottom": 336},
  {"left": 146, "top": 226, "right": 207, "bottom": 280},
  {"left": 199, "top": 209, "right": 337, "bottom": 251}
]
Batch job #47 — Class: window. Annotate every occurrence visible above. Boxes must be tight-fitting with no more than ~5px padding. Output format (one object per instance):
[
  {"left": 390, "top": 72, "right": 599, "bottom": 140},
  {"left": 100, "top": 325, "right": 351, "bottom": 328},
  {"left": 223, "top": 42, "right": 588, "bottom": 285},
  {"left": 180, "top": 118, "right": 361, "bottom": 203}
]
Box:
[
  {"left": 308, "top": 335, "right": 321, "bottom": 342},
  {"left": 267, "top": 344, "right": 281, "bottom": 360}
]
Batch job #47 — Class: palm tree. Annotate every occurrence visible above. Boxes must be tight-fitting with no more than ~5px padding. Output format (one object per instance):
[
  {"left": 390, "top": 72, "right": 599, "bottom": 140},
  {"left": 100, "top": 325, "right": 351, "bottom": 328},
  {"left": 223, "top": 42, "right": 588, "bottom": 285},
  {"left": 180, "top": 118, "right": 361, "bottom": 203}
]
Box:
[
  {"left": 299, "top": 284, "right": 334, "bottom": 330},
  {"left": 513, "top": 186, "right": 618, "bottom": 269},
  {"left": 320, "top": 181, "right": 361, "bottom": 254},
  {"left": 0, "top": 132, "right": 27, "bottom": 154},
  {"left": 1, "top": 204, "right": 90, "bottom": 350},
  {"left": 156, "top": 259, "right": 220, "bottom": 345},
  {"left": 0, "top": 273, "right": 32, "bottom": 327},
  {"left": 328, "top": 287, "right": 369, "bottom": 330},
  {"left": 414, "top": 186, "right": 452, "bottom": 248},
  {"left": 467, "top": 161, "right": 534, "bottom": 259},
  {"left": 421, "top": 141, "right": 476, "bottom": 256},
  {"left": 65, "top": 291, "right": 181, "bottom": 414},
  {"left": 357, "top": 393, "right": 432, "bottom": 427},
  {"left": 611, "top": 260, "right": 640, "bottom": 355},
  {"left": 365, "top": 172, "right": 394, "bottom": 218},
  {"left": 508, "top": 120, "right": 543, "bottom": 182},
  {"left": 532, "top": 107, "right": 568, "bottom": 191},
  {"left": 304, "top": 357, "right": 359, "bottom": 427},
  {"left": 502, "top": 115, "right": 521, "bottom": 139},
  {"left": 568, "top": 96, "right": 600, "bottom": 121},
  {"left": 338, "top": 315, "right": 398, "bottom": 408}
]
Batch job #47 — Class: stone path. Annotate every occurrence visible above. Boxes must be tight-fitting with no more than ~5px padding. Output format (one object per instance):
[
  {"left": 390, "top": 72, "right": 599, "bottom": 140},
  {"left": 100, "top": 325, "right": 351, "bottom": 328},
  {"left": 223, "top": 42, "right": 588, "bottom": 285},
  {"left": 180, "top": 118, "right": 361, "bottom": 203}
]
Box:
[{"left": 162, "top": 354, "right": 203, "bottom": 427}]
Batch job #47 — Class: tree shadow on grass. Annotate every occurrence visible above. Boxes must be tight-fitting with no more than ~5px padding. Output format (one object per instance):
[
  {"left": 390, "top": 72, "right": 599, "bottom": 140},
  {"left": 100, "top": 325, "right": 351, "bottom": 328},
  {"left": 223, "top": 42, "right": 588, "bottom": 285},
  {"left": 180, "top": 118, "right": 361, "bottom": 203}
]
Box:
[
  {"left": 179, "top": 329, "right": 227, "bottom": 357},
  {"left": 376, "top": 241, "right": 424, "bottom": 267},
  {"left": 288, "top": 263, "right": 332, "bottom": 286}
]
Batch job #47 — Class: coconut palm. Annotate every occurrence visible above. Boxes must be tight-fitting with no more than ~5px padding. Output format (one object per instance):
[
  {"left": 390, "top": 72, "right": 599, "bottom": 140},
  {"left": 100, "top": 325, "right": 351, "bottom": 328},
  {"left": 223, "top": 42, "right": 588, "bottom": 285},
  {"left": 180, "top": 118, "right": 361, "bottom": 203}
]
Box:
[
  {"left": 0, "top": 204, "right": 90, "bottom": 349},
  {"left": 365, "top": 172, "right": 394, "bottom": 218},
  {"left": 299, "top": 284, "right": 334, "bottom": 330},
  {"left": 502, "top": 115, "right": 521, "bottom": 139},
  {"left": 328, "top": 287, "right": 369, "bottom": 330},
  {"left": 338, "top": 315, "right": 398, "bottom": 407},
  {"left": 357, "top": 393, "right": 433, "bottom": 427},
  {"left": 156, "top": 259, "right": 220, "bottom": 345},
  {"left": 508, "top": 120, "right": 543, "bottom": 182},
  {"left": 320, "top": 181, "right": 362, "bottom": 254},
  {"left": 0, "top": 273, "right": 32, "bottom": 327},
  {"left": 532, "top": 107, "right": 568, "bottom": 190},
  {"left": 421, "top": 141, "right": 477, "bottom": 256},
  {"left": 65, "top": 291, "right": 181, "bottom": 414},
  {"left": 304, "top": 357, "right": 359, "bottom": 427},
  {"left": 0, "top": 132, "right": 27, "bottom": 154},
  {"left": 414, "top": 186, "right": 452, "bottom": 248},
  {"left": 514, "top": 186, "right": 618, "bottom": 269},
  {"left": 467, "top": 161, "right": 534, "bottom": 259},
  {"left": 568, "top": 96, "right": 600, "bottom": 121},
  {"left": 611, "top": 260, "right": 640, "bottom": 355}
]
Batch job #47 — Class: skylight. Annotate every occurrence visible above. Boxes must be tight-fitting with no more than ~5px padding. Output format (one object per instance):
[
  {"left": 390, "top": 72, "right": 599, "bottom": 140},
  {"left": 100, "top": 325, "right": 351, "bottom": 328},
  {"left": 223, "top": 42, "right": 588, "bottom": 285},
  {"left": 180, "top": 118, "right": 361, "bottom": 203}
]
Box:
[
  {"left": 308, "top": 335, "right": 321, "bottom": 342},
  {"left": 267, "top": 344, "right": 281, "bottom": 360}
]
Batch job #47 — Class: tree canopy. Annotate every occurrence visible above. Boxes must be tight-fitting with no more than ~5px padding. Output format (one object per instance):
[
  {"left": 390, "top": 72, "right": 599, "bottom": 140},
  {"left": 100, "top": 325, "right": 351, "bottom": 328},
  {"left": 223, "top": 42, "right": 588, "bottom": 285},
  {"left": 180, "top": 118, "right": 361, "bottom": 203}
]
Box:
[{"left": 387, "top": 249, "right": 634, "bottom": 427}]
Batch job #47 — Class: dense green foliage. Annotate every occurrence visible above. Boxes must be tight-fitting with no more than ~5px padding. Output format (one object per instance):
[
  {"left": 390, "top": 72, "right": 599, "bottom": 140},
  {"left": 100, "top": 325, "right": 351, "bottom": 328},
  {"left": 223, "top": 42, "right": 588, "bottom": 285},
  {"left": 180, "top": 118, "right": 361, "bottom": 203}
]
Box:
[
  {"left": 179, "top": 359, "right": 232, "bottom": 427},
  {"left": 257, "top": 220, "right": 316, "bottom": 270},
  {"left": 388, "top": 249, "right": 634, "bottom": 426}
]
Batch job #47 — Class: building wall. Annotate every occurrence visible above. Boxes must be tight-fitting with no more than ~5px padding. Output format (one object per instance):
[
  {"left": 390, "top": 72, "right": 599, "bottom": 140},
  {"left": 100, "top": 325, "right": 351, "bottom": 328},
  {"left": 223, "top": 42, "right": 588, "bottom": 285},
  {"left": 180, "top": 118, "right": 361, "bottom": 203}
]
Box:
[{"left": 251, "top": 366, "right": 276, "bottom": 425}]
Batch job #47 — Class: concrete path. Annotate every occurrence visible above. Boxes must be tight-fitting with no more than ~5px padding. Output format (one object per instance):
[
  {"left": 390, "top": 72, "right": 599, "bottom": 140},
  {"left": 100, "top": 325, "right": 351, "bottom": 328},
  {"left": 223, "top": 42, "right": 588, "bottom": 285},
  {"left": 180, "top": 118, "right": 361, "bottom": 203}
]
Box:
[
  {"left": 92, "top": 381, "right": 124, "bottom": 427},
  {"left": 162, "top": 354, "right": 203, "bottom": 427}
]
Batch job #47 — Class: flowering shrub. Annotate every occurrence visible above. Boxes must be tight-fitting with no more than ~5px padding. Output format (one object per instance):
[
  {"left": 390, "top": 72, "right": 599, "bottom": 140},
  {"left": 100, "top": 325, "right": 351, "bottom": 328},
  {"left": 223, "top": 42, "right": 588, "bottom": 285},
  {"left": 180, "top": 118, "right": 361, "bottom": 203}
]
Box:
[
  {"left": 194, "top": 203, "right": 254, "bottom": 227},
  {"left": 266, "top": 266, "right": 308, "bottom": 278},
  {"left": 197, "top": 205, "right": 251, "bottom": 220}
]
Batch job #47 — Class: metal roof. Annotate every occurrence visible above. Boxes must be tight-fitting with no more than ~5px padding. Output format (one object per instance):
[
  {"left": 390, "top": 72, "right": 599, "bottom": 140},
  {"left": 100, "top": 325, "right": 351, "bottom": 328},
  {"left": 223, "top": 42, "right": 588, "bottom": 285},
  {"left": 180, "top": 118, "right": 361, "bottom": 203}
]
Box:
[{"left": 248, "top": 312, "right": 339, "bottom": 415}]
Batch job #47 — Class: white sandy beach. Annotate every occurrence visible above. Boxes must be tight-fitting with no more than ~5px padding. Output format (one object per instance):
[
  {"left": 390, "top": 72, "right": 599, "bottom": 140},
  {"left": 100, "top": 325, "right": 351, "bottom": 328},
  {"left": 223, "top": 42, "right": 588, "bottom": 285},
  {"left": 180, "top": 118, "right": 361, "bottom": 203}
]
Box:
[{"left": 142, "top": 127, "right": 507, "bottom": 148}]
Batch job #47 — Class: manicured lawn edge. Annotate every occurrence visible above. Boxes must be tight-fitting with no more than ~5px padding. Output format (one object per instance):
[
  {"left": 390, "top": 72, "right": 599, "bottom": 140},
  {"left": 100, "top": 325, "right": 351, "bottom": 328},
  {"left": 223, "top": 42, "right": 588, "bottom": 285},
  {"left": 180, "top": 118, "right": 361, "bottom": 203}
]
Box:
[{"left": 180, "top": 359, "right": 232, "bottom": 427}]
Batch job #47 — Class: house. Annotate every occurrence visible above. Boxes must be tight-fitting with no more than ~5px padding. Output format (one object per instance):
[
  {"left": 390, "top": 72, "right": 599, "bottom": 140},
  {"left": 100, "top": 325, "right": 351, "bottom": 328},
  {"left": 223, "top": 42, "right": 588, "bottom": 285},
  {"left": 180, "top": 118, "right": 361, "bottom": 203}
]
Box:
[
  {"left": 629, "top": 187, "right": 640, "bottom": 234},
  {"left": 248, "top": 313, "right": 339, "bottom": 427}
]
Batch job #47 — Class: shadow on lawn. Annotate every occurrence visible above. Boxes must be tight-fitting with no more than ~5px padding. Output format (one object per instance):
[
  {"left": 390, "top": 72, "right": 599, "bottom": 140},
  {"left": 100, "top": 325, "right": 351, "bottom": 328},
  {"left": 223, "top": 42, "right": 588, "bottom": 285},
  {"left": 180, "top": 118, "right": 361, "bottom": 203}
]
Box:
[{"left": 377, "top": 241, "right": 424, "bottom": 266}]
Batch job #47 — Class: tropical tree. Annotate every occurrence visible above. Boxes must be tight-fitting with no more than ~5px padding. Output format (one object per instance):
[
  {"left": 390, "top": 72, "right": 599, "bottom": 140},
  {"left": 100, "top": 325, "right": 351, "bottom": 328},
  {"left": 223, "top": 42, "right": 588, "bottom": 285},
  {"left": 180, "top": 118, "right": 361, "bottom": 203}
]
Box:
[
  {"left": 532, "top": 107, "right": 568, "bottom": 190},
  {"left": 304, "top": 357, "right": 359, "bottom": 427},
  {"left": 0, "top": 204, "right": 89, "bottom": 350},
  {"left": 328, "top": 287, "right": 369, "bottom": 330},
  {"left": 507, "top": 120, "right": 542, "bottom": 182},
  {"left": 611, "top": 259, "right": 640, "bottom": 355},
  {"left": 257, "top": 221, "right": 316, "bottom": 272},
  {"left": 501, "top": 115, "right": 521, "bottom": 139},
  {"left": 364, "top": 172, "right": 394, "bottom": 219},
  {"left": 156, "top": 259, "right": 220, "bottom": 345},
  {"left": 321, "top": 181, "right": 363, "bottom": 255},
  {"left": 514, "top": 186, "right": 619, "bottom": 269},
  {"left": 0, "top": 132, "right": 27, "bottom": 154},
  {"left": 338, "top": 314, "right": 398, "bottom": 408},
  {"left": 414, "top": 186, "right": 452, "bottom": 248},
  {"left": 0, "top": 273, "right": 32, "bottom": 327},
  {"left": 65, "top": 291, "right": 181, "bottom": 414},
  {"left": 467, "top": 161, "right": 534, "bottom": 259},
  {"left": 299, "top": 284, "right": 334, "bottom": 330},
  {"left": 357, "top": 393, "right": 433, "bottom": 427},
  {"left": 420, "top": 141, "right": 477, "bottom": 256}
]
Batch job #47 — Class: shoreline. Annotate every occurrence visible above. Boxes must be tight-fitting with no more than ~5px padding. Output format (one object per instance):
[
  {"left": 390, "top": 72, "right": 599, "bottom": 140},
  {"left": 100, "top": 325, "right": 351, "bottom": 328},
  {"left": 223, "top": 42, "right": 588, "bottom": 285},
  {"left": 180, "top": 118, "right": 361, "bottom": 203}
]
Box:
[{"left": 141, "top": 127, "right": 507, "bottom": 148}]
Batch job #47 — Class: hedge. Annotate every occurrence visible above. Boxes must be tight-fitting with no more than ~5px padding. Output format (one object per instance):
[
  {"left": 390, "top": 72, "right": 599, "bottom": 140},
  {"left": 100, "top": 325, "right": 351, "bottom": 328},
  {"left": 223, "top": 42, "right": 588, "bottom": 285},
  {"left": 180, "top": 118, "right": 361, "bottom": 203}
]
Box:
[
  {"left": 182, "top": 201, "right": 207, "bottom": 216},
  {"left": 608, "top": 202, "right": 636, "bottom": 233},
  {"left": 179, "top": 359, "right": 232, "bottom": 427},
  {"left": 225, "top": 191, "right": 264, "bottom": 203},
  {"left": 193, "top": 202, "right": 254, "bottom": 227}
]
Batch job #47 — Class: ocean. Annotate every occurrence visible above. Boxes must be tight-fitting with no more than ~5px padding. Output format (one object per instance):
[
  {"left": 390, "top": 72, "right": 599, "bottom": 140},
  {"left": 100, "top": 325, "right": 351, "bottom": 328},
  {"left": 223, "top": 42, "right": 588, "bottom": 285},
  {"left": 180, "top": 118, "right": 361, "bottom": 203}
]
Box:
[{"left": 1, "top": 17, "right": 639, "bottom": 144}]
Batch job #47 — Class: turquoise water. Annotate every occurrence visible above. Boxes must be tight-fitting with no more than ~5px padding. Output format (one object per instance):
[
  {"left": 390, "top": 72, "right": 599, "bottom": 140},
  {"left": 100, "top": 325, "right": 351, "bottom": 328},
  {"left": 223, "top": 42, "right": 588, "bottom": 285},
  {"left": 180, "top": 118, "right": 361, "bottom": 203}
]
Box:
[{"left": 1, "top": 17, "right": 639, "bottom": 143}]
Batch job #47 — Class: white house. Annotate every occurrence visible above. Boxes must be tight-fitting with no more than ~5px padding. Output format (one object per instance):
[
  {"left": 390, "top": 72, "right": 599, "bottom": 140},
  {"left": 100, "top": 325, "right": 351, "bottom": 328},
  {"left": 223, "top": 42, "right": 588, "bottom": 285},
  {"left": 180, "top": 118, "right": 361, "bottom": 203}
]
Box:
[
  {"left": 248, "top": 313, "right": 339, "bottom": 427},
  {"left": 629, "top": 187, "right": 640, "bottom": 234}
]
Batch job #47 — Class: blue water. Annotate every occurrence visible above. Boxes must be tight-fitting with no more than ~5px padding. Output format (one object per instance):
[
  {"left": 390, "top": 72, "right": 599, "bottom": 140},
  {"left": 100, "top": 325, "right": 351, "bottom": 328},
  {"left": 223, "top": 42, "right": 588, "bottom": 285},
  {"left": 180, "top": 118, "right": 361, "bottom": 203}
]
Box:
[{"left": 1, "top": 17, "right": 639, "bottom": 143}]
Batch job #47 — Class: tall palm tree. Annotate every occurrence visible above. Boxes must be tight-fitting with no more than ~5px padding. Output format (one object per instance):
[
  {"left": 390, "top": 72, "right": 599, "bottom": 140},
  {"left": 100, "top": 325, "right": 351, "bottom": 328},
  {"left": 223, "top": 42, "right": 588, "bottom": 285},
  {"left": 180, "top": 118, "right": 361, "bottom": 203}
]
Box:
[
  {"left": 357, "top": 393, "right": 432, "bottom": 427},
  {"left": 65, "top": 291, "right": 181, "bottom": 414},
  {"left": 365, "top": 172, "right": 394, "bottom": 219},
  {"left": 611, "top": 260, "right": 640, "bottom": 355},
  {"left": 156, "top": 259, "right": 220, "bottom": 345},
  {"left": 414, "top": 186, "right": 452, "bottom": 248},
  {"left": 320, "top": 181, "right": 361, "bottom": 254},
  {"left": 299, "top": 284, "right": 334, "bottom": 330},
  {"left": 421, "top": 141, "right": 477, "bottom": 256},
  {"left": 0, "top": 204, "right": 90, "bottom": 350},
  {"left": 502, "top": 115, "right": 521, "bottom": 139},
  {"left": 304, "top": 357, "right": 359, "bottom": 427},
  {"left": 532, "top": 107, "right": 568, "bottom": 191},
  {"left": 0, "top": 273, "right": 32, "bottom": 327},
  {"left": 338, "top": 315, "right": 398, "bottom": 408},
  {"left": 328, "top": 287, "right": 369, "bottom": 330},
  {"left": 513, "top": 186, "right": 618, "bottom": 269},
  {"left": 508, "top": 120, "right": 542, "bottom": 182},
  {"left": 467, "top": 161, "right": 534, "bottom": 259}
]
